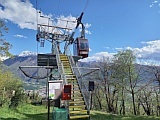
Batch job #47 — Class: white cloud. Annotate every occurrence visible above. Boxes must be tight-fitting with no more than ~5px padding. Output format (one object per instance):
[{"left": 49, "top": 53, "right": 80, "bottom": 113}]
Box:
[
  {"left": 153, "top": 0, "right": 159, "bottom": 3},
  {"left": 56, "top": 15, "right": 77, "bottom": 30},
  {"left": 0, "top": 0, "right": 37, "bottom": 29},
  {"left": 80, "top": 52, "right": 114, "bottom": 62},
  {"left": 78, "top": 23, "right": 92, "bottom": 34},
  {"left": 132, "top": 40, "right": 160, "bottom": 61},
  {"left": 0, "top": 0, "right": 91, "bottom": 34},
  {"left": 84, "top": 23, "right": 91, "bottom": 29},
  {"left": 150, "top": 4, "right": 154, "bottom": 7},
  {"left": 113, "top": 40, "right": 160, "bottom": 63},
  {"left": 115, "top": 40, "right": 160, "bottom": 65},
  {"left": 115, "top": 47, "right": 123, "bottom": 51},
  {"left": 89, "top": 48, "right": 92, "bottom": 52},
  {"left": 80, "top": 40, "right": 160, "bottom": 65},
  {"left": 150, "top": 1, "right": 159, "bottom": 7},
  {"left": 105, "top": 47, "right": 109, "bottom": 49},
  {"left": 13, "top": 34, "right": 27, "bottom": 38}
]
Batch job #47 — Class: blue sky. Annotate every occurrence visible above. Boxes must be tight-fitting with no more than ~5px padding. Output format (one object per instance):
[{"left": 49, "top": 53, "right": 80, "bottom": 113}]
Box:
[{"left": 1, "top": 0, "right": 160, "bottom": 64}]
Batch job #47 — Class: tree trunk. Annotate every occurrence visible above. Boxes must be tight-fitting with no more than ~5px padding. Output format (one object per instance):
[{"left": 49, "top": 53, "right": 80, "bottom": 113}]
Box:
[
  {"left": 137, "top": 102, "right": 140, "bottom": 115},
  {"left": 131, "top": 90, "right": 136, "bottom": 115},
  {"left": 115, "top": 96, "right": 118, "bottom": 114},
  {"left": 95, "top": 93, "right": 102, "bottom": 110},
  {"left": 122, "top": 86, "right": 125, "bottom": 115}
]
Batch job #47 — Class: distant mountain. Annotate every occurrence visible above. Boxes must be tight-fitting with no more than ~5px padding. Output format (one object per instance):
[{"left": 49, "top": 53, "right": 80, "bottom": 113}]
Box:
[
  {"left": 3, "top": 51, "right": 39, "bottom": 90},
  {"left": 18, "top": 50, "right": 37, "bottom": 57},
  {"left": 3, "top": 51, "right": 160, "bottom": 90}
]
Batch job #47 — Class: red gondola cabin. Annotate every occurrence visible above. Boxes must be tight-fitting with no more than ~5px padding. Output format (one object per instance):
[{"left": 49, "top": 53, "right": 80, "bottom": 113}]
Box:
[{"left": 73, "top": 37, "right": 89, "bottom": 58}]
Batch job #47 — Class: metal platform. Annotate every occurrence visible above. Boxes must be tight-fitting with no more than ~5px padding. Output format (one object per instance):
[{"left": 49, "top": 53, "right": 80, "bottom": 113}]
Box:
[{"left": 37, "top": 54, "right": 81, "bottom": 67}]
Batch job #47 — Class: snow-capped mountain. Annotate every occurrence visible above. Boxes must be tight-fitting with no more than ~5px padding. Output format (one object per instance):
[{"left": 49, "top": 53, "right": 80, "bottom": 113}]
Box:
[
  {"left": 18, "top": 51, "right": 37, "bottom": 57},
  {"left": 0, "top": 56, "right": 9, "bottom": 61}
]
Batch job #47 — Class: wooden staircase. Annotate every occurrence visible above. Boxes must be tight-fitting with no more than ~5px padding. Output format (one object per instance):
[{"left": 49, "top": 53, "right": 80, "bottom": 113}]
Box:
[{"left": 59, "top": 54, "right": 89, "bottom": 120}]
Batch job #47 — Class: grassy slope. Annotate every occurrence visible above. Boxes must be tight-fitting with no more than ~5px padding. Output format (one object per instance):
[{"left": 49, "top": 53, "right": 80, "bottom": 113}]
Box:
[
  {"left": 0, "top": 104, "right": 160, "bottom": 120},
  {"left": 0, "top": 104, "right": 48, "bottom": 120},
  {"left": 90, "top": 111, "right": 160, "bottom": 120}
]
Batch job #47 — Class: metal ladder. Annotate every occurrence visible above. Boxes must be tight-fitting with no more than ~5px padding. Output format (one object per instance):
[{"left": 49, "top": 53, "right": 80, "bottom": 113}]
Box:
[
  {"left": 54, "top": 41, "right": 90, "bottom": 119},
  {"left": 60, "top": 54, "right": 90, "bottom": 119}
]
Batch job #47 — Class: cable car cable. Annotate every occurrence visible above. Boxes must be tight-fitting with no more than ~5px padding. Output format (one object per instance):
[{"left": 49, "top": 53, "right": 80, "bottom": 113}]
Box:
[
  {"left": 83, "top": 0, "right": 90, "bottom": 12},
  {"left": 36, "top": 0, "right": 40, "bottom": 85}
]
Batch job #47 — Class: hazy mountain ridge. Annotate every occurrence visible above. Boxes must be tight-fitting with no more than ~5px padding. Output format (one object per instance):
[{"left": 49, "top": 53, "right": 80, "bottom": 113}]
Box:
[
  {"left": 3, "top": 55, "right": 38, "bottom": 88},
  {"left": 2, "top": 53, "right": 160, "bottom": 90}
]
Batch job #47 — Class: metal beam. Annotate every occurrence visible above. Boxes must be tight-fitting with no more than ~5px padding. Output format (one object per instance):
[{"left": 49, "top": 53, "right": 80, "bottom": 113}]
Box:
[{"left": 38, "top": 24, "right": 73, "bottom": 30}]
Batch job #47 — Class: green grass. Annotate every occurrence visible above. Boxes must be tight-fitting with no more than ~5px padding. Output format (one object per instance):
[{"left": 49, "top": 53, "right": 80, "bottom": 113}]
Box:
[
  {"left": 0, "top": 104, "right": 49, "bottom": 120},
  {"left": 0, "top": 104, "right": 160, "bottom": 120},
  {"left": 90, "top": 111, "right": 160, "bottom": 120}
]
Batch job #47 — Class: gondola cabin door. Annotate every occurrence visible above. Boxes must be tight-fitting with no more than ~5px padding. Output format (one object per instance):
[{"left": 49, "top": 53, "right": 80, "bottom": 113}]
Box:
[{"left": 73, "top": 37, "right": 89, "bottom": 58}]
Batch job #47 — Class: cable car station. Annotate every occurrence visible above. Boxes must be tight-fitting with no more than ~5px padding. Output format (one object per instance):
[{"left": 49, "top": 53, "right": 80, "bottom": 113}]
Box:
[{"left": 20, "top": 10, "right": 99, "bottom": 120}]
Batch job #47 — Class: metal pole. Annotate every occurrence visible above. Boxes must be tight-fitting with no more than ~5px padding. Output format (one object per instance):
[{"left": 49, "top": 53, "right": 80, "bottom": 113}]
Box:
[
  {"left": 47, "top": 57, "right": 50, "bottom": 120},
  {"left": 47, "top": 99, "right": 50, "bottom": 120},
  {"left": 88, "top": 91, "right": 91, "bottom": 120}
]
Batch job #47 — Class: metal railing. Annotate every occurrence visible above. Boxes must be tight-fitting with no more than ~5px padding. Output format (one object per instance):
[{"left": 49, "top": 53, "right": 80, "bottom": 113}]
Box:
[
  {"left": 53, "top": 41, "right": 68, "bottom": 108},
  {"left": 53, "top": 41, "right": 68, "bottom": 85},
  {"left": 66, "top": 48, "right": 89, "bottom": 110}
]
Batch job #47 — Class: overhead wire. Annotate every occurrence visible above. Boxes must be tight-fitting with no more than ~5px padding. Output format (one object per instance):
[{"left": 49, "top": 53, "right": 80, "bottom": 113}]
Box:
[
  {"left": 36, "top": 0, "right": 39, "bottom": 56},
  {"left": 83, "top": 0, "right": 90, "bottom": 13},
  {"left": 65, "top": 0, "right": 90, "bottom": 49},
  {"left": 36, "top": 0, "right": 39, "bottom": 85}
]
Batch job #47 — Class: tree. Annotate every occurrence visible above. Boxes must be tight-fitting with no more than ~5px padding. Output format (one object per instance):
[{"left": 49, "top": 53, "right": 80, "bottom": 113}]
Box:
[
  {"left": 137, "top": 88, "right": 154, "bottom": 116},
  {"left": 94, "top": 57, "right": 119, "bottom": 113},
  {"left": 147, "top": 65, "right": 160, "bottom": 116},
  {"left": 0, "top": 19, "right": 12, "bottom": 58},
  {"left": 113, "top": 50, "right": 138, "bottom": 115},
  {"left": 0, "top": 69, "right": 23, "bottom": 107},
  {"left": 113, "top": 50, "right": 155, "bottom": 115},
  {"left": 0, "top": 19, "right": 23, "bottom": 107}
]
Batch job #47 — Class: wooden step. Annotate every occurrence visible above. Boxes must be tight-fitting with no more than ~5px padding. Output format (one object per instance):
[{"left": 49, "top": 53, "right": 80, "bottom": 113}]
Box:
[
  {"left": 71, "top": 97, "right": 83, "bottom": 101},
  {"left": 65, "top": 73, "right": 73, "bottom": 75},
  {"left": 67, "top": 79, "right": 77, "bottom": 82},
  {"left": 62, "top": 60, "right": 69, "bottom": 62},
  {"left": 72, "top": 85, "right": 80, "bottom": 89},
  {"left": 62, "top": 64, "right": 70, "bottom": 65},
  {"left": 60, "top": 58, "right": 69, "bottom": 62},
  {"left": 62, "top": 62, "right": 70, "bottom": 65},
  {"left": 64, "top": 70, "right": 72, "bottom": 72},
  {"left": 63, "top": 66, "right": 71, "bottom": 68},
  {"left": 69, "top": 101, "right": 84, "bottom": 104},
  {"left": 69, "top": 80, "right": 78, "bottom": 83},
  {"left": 67, "top": 77, "right": 76, "bottom": 79},
  {"left": 72, "top": 94, "right": 82, "bottom": 97},
  {"left": 70, "top": 115, "right": 90, "bottom": 119},
  {"left": 69, "top": 110, "right": 88, "bottom": 114},
  {"left": 59, "top": 55, "right": 67, "bottom": 58},
  {"left": 68, "top": 82, "right": 78, "bottom": 84},
  {"left": 69, "top": 105, "right": 86, "bottom": 109},
  {"left": 72, "top": 90, "right": 81, "bottom": 92},
  {"left": 65, "top": 75, "right": 76, "bottom": 77},
  {"left": 72, "top": 89, "right": 81, "bottom": 92},
  {"left": 72, "top": 93, "right": 82, "bottom": 96},
  {"left": 62, "top": 63, "right": 70, "bottom": 66},
  {"left": 72, "top": 92, "right": 81, "bottom": 95},
  {"left": 60, "top": 56, "right": 68, "bottom": 59},
  {"left": 60, "top": 55, "right": 67, "bottom": 57}
]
